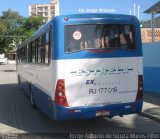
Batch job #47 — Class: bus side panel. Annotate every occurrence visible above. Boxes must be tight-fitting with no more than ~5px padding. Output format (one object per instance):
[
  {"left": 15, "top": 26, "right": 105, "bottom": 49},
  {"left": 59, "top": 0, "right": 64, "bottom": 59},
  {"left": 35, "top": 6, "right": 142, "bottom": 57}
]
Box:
[
  {"left": 17, "top": 63, "right": 56, "bottom": 120},
  {"left": 18, "top": 74, "right": 31, "bottom": 96},
  {"left": 31, "top": 85, "right": 54, "bottom": 119}
]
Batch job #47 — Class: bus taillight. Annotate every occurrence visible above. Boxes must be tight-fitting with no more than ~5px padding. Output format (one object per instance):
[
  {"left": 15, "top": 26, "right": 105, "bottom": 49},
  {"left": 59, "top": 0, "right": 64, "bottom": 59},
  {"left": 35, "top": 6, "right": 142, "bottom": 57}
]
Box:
[
  {"left": 55, "top": 79, "right": 69, "bottom": 107},
  {"left": 136, "top": 75, "right": 143, "bottom": 100}
]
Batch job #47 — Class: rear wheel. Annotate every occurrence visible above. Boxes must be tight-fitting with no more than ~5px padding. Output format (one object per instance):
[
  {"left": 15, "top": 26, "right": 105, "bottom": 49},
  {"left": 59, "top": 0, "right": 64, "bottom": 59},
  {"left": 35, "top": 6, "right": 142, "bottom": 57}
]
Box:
[{"left": 30, "top": 85, "right": 37, "bottom": 109}]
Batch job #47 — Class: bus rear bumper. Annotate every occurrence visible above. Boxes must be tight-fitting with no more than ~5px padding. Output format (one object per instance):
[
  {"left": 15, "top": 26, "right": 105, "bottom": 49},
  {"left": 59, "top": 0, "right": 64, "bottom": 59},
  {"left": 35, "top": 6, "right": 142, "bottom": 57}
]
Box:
[{"left": 53, "top": 100, "right": 143, "bottom": 121}]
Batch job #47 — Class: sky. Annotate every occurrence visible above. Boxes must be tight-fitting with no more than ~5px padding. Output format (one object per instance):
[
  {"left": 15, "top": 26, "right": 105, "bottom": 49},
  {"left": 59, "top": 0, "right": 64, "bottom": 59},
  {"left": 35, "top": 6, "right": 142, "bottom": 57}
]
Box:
[
  {"left": 0, "top": 0, "right": 51, "bottom": 16},
  {"left": 0, "top": 0, "right": 160, "bottom": 21}
]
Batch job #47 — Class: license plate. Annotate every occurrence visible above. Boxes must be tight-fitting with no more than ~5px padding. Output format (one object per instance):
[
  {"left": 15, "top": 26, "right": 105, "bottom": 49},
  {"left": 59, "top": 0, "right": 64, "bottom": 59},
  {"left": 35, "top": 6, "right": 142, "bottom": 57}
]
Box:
[{"left": 96, "top": 110, "right": 110, "bottom": 117}]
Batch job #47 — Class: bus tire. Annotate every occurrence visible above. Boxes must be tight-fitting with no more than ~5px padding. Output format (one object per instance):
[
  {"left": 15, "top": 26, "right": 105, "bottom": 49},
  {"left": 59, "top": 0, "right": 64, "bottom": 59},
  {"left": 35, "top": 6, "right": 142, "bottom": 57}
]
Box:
[{"left": 30, "top": 86, "right": 37, "bottom": 109}]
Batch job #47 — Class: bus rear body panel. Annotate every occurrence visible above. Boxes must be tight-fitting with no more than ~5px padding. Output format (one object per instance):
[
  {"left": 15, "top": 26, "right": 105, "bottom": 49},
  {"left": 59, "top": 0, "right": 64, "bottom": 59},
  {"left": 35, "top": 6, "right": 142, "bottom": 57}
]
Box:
[
  {"left": 64, "top": 57, "right": 141, "bottom": 107},
  {"left": 53, "top": 56, "right": 143, "bottom": 120}
]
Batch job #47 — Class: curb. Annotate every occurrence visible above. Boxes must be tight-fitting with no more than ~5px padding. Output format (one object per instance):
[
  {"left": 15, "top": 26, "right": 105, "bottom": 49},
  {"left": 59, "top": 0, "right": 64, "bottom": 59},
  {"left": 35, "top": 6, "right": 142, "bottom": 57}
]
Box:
[{"left": 140, "top": 112, "right": 160, "bottom": 123}]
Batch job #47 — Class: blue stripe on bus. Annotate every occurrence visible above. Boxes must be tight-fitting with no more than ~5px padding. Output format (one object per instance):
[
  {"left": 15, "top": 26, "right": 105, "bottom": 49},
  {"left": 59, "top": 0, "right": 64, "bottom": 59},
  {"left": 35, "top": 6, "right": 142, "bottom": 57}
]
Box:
[{"left": 53, "top": 100, "right": 143, "bottom": 120}]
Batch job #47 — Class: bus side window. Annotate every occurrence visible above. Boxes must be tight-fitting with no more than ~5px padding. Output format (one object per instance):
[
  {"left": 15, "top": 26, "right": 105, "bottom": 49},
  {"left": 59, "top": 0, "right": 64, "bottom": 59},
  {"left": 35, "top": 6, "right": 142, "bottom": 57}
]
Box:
[
  {"left": 44, "top": 31, "right": 51, "bottom": 64},
  {"left": 37, "top": 37, "right": 42, "bottom": 64},
  {"left": 28, "top": 43, "right": 32, "bottom": 63},
  {"left": 23, "top": 46, "right": 27, "bottom": 63},
  {"left": 31, "top": 41, "right": 36, "bottom": 63},
  {"left": 41, "top": 34, "right": 46, "bottom": 63}
]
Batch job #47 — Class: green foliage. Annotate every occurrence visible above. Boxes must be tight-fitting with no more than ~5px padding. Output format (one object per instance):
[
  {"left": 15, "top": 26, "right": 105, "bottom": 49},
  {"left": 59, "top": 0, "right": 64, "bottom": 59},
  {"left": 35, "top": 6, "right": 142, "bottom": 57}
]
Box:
[
  {"left": 1, "top": 9, "right": 24, "bottom": 33},
  {"left": 0, "top": 9, "right": 45, "bottom": 53},
  {"left": 23, "top": 16, "right": 44, "bottom": 31},
  {"left": 0, "top": 20, "right": 7, "bottom": 53},
  {"left": 0, "top": 10, "right": 24, "bottom": 52},
  {"left": 21, "top": 16, "right": 45, "bottom": 40},
  {"left": 0, "top": 20, "right": 7, "bottom": 34}
]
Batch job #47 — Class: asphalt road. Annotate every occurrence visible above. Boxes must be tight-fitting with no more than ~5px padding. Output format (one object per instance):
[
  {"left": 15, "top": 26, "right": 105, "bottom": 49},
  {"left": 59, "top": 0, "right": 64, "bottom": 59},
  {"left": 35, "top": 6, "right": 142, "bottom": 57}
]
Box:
[{"left": 0, "top": 64, "right": 160, "bottom": 139}]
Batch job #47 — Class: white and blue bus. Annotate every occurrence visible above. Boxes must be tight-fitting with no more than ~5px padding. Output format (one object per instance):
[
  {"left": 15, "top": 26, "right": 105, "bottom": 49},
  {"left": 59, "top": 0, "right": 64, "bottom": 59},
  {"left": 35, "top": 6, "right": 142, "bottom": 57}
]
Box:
[{"left": 17, "top": 14, "right": 143, "bottom": 120}]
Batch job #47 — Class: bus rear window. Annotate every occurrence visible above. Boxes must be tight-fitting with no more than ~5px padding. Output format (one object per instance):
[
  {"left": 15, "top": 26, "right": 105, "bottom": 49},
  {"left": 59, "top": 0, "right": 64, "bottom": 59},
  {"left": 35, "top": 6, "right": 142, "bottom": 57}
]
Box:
[{"left": 65, "top": 24, "right": 136, "bottom": 53}]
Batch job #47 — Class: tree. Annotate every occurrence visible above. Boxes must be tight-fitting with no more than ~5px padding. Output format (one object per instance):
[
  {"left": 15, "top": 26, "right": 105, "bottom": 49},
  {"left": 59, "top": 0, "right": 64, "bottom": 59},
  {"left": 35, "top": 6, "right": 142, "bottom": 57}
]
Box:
[
  {"left": 0, "top": 20, "right": 7, "bottom": 34},
  {"left": 0, "top": 9, "right": 45, "bottom": 52},
  {"left": 0, "top": 9, "right": 24, "bottom": 52},
  {"left": 1, "top": 9, "right": 24, "bottom": 32},
  {"left": 20, "top": 16, "right": 45, "bottom": 40},
  {"left": 0, "top": 20, "right": 7, "bottom": 53}
]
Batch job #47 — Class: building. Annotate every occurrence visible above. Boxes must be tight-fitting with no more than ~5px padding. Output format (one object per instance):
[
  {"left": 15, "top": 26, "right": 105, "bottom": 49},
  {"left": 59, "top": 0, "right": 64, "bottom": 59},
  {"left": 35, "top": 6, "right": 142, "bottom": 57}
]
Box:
[
  {"left": 141, "top": 1, "right": 160, "bottom": 43},
  {"left": 29, "top": 0, "right": 55, "bottom": 22},
  {"left": 143, "top": 1, "right": 160, "bottom": 42},
  {"left": 141, "top": 28, "right": 160, "bottom": 43}
]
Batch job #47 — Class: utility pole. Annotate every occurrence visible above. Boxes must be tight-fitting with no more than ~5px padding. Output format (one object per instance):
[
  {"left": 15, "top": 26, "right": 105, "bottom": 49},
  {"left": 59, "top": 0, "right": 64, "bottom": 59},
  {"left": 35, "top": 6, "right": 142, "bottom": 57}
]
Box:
[
  {"left": 130, "top": 10, "right": 132, "bottom": 15},
  {"left": 134, "top": 3, "right": 136, "bottom": 16},
  {"left": 138, "top": 5, "right": 140, "bottom": 19}
]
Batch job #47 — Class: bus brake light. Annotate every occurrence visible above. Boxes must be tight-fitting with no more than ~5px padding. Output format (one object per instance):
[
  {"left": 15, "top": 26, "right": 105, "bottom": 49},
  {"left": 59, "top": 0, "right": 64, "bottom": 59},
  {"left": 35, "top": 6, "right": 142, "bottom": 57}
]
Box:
[
  {"left": 55, "top": 79, "right": 69, "bottom": 107},
  {"left": 136, "top": 75, "right": 143, "bottom": 100}
]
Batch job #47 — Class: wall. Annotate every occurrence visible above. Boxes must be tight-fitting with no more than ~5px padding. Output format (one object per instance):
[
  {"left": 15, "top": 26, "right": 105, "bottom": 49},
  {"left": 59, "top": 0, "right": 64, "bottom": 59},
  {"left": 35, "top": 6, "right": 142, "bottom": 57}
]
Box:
[
  {"left": 141, "top": 28, "right": 160, "bottom": 43},
  {"left": 143, "top": 42, "right": 160, "bottom": 94}
]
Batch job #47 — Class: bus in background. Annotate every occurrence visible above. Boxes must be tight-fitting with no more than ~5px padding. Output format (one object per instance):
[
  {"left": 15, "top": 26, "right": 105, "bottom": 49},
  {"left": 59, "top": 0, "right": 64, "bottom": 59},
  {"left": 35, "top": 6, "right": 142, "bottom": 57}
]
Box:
[{"left": 17, "top": 14, "right": 143, "bottom": 120}]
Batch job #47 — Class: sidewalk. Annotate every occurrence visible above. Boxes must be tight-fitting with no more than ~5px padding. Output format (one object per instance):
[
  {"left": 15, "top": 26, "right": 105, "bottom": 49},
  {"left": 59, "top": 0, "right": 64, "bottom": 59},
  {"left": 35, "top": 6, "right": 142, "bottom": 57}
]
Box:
[{"left": 140, "top": 92, "right": 160, "bottom": 122}]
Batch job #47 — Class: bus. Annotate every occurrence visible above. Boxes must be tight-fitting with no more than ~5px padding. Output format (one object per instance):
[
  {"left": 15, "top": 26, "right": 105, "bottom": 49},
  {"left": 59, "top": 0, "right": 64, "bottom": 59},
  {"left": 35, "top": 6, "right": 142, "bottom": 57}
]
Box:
[{"left": 17, "top": 14, "right": 143, "bottom": 121}]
